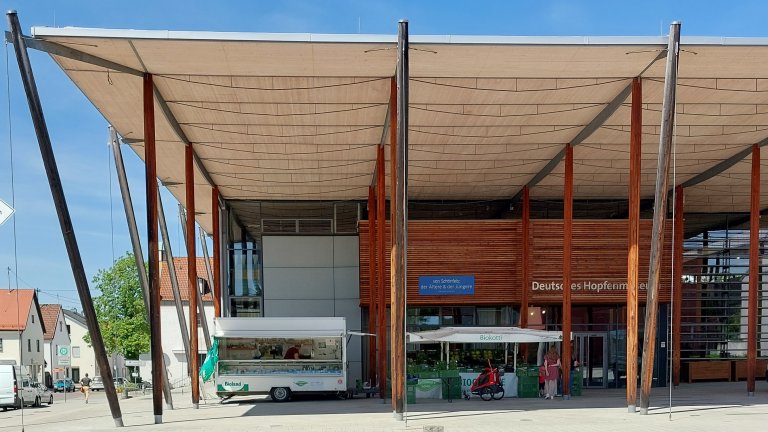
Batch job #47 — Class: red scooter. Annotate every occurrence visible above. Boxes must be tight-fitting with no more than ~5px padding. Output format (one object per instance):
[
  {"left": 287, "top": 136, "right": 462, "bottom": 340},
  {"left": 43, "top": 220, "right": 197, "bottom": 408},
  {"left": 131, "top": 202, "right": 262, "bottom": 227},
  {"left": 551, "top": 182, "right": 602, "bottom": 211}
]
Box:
[{"left": 467, "top": 360, "right": 505, "bottom": 401}]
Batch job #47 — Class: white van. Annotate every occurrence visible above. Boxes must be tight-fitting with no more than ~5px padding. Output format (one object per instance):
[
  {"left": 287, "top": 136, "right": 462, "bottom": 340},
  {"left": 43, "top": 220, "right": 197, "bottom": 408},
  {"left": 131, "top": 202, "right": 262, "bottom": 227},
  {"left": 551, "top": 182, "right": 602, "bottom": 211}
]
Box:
[{"left": 0, "top": 363, "right": 20, "bottom": 411}]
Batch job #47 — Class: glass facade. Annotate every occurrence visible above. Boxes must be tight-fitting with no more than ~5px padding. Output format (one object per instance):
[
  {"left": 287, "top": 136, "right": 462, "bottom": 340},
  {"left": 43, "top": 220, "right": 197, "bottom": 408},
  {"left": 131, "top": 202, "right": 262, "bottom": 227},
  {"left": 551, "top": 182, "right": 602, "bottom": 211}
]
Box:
[{"left": 227, "top": 209, "right": 263, "bottom": 317}]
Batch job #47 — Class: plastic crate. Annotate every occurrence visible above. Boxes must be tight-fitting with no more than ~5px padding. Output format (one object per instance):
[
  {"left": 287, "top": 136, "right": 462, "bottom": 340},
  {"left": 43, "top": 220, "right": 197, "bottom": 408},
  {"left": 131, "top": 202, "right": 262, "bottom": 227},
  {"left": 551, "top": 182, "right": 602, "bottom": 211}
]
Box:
[{"left": 517, "top": 376, "right": 540, "bottom": 398}]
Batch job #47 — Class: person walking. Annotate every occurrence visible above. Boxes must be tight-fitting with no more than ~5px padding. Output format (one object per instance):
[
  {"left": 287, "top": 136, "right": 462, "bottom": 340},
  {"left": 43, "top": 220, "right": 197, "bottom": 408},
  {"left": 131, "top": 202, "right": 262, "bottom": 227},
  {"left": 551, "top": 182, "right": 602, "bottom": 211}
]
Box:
[
  {"left": 543, "top": 346, "right": 561, "bottom": 400},
  {"left": 80, "top": 373, "right": 92, "bottom": 404}
]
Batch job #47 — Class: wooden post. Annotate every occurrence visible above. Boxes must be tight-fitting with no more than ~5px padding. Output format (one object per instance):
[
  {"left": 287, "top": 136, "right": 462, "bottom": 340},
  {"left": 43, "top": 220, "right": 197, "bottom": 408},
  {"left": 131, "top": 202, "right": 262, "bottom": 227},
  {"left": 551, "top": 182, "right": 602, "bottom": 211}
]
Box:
[
  {"left": 387, "top": 76, "right": 397, "bottom": 402},
  {"left": 367, "top": 186, "right": 377, "bottom": 384},
  {"left": 212, "top": 188, "right": 221, "bottom": 318},
  {"left": 640, "top": 21, "right": 680, "bottom": 415},
  {"left": 145, "top": 73, "right": 164, "bottom": 423},
  {"left": 376, "top": 145, "right": 387, "bottom": 399},
  {"left": 391, "top": 19, "right": 409, "bottom": 420},
  {"left": 562, "top": 143, "right": 573, "bottom": 399},
  {"left": 748, "top": 144, "right": 760, "bottom": 396},
  {"left": 521, "top": 186, "right": 530, "bottom": 329},
  {"left": 520, "top": 186, "right": 531, "bottom": 361},
  {"left": 627, "top": 77, "right": 641, "bottom": 411},
  {"left": 672, "top": 186, "right": 684, "bottom": 387},
  {"left": 186, "top": 144, "right": 199, "bottom": 409}
]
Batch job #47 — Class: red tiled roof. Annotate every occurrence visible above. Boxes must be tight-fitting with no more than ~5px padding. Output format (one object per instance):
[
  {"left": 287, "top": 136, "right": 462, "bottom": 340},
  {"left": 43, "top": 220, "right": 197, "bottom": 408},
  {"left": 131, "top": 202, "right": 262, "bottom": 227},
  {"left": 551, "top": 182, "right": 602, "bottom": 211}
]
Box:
[
  {"left": 159, "top": 257, "right": 213, "bottom": 302},
  {"left": 0, "top": 289, "right": 44, "bottom": 333},
  {"left": 41, "top": 304, "right": 62, "bottom": 340}
]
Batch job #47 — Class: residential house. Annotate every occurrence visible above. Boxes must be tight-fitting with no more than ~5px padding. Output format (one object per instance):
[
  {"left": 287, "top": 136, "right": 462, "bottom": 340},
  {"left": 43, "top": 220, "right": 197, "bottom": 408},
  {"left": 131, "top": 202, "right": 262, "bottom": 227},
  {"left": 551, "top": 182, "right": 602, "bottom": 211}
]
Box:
[
  {"left": 62, "top": 309, "right": 126, "bottom": 383},
  {"left": 0, "top": 289, "right": 46, "bottom": 382},
  {"left": 140, "top": 257, "right": 214, "bottom": 385},
  {"left": 41, "top": 304, "right": 71, "bottom": 386}
]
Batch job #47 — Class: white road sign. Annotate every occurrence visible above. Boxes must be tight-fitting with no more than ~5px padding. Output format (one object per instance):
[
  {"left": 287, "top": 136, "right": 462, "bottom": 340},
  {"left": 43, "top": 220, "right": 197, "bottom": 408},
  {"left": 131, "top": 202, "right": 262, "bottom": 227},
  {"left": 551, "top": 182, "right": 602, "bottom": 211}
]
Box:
[
  {"left": 0, "top": 199, "right": 15, "bottom": 226},
  {"left": 125, "top": 360, "right": 141, "bottom": 367},
  {"left": 57, "top": 345, "right": 71, "bottom": 366}
]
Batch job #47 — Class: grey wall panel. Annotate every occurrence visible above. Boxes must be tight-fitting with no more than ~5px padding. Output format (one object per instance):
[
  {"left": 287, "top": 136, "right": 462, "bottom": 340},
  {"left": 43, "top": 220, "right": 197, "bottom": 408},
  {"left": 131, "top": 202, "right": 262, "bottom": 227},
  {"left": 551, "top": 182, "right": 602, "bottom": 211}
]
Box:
[
  {"left": 334, "top": 298, "right": 362, "bottom": 328},
  {"left": 263, "top": 268, "right": 334, "bottom": 300},
  {"left": 263, "top": 236, "right": 334, "bottom": 268},
  {"left": 333, "top": 236, "right": 359, "bottom": 267},
  {"left": 263, "top": 299, "right": 334, "bottom": 317},
  {"left": 333, "top": 267, "right": 360, "bottom": 299}
]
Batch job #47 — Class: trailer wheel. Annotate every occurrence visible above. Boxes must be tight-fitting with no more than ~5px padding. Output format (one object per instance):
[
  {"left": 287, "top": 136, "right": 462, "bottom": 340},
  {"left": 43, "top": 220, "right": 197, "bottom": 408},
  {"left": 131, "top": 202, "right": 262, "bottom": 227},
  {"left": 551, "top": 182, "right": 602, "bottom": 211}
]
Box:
[{"left": 270, "top": 387, "right": 291, "bottom": 402}]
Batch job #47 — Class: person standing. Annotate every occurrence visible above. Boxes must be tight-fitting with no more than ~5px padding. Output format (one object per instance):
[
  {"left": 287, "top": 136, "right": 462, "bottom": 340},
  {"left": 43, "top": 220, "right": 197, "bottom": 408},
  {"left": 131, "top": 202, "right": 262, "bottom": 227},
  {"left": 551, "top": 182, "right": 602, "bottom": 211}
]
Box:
[
  {"left": 284, "top": 343, "right": 301, "bottom": 360},
  {"left": 543, "top": 346, "right": 561, "bottom": 400},
  {"left": 80, "top": 373, "right": 92, "bottom": 404}
]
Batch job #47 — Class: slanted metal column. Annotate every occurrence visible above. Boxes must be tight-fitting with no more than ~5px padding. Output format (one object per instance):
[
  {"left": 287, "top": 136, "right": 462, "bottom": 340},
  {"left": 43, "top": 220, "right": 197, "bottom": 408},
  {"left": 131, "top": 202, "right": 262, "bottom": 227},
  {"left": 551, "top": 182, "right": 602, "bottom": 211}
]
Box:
[
  {"left": 185, "top": 145, "right": 200, "bottom": 408},
  {"left": 391, "top": 19, "right": 409, "bottom": 420},
  {"left": 627, "top": 77, "right": 641, "bottom": 412},
  {"left": 7, "top": 11, "right": 124, "bottom": 427},
  {"left": 212, "top": 188, "right": 222, "bottom": 318},
  {"left": 748, "top": 144, "right": 760, "bottom": 396},
  {"left": 180, "top": 208, "right": 211, "bottom": 351},
  {"left": 157, "top": 191, "right": 191, "bottom": 368},
  {"left": 110, "top": 127, "right": 173, "bottom": 409},
  {"left": 562, "top": 143, "right": 573, "bottom": 399},
  {"left": 198, "top": 226, "right": 214, "bottom": 350},
  {"left": 640, "top": 21, "right": 680, "bottom": 415}
]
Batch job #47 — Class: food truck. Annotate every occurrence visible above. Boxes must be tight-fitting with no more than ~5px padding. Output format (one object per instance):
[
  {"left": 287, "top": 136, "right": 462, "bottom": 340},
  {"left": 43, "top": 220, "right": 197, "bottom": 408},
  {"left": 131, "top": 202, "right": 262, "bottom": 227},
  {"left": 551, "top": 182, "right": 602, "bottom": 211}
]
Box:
[{"left": 213, "top": 317, "right": 348, "bottom": 402}]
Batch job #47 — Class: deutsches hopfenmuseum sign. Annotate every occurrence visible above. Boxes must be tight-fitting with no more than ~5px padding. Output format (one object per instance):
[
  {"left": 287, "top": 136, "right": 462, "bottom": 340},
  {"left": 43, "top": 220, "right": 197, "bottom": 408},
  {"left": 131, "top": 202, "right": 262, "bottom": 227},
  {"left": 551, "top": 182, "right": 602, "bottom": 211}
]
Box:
[{"left": 532, "top": 280, "right": 648, "bottom": 293}]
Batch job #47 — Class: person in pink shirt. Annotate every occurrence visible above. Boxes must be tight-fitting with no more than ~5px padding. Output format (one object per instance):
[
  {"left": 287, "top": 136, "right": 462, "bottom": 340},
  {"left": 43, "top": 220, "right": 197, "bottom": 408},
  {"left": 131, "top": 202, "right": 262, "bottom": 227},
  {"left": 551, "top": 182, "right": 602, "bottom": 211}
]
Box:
[{"left": 543, "top": 346, "right": 561, "bottom": 400}]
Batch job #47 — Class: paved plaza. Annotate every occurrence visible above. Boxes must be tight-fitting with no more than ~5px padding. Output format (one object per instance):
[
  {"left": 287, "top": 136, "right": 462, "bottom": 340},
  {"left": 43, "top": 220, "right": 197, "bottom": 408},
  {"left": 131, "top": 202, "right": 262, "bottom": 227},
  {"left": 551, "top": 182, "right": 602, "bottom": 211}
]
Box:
[{"left": 0, "top": 381, "right": 766, "bottom": 432}]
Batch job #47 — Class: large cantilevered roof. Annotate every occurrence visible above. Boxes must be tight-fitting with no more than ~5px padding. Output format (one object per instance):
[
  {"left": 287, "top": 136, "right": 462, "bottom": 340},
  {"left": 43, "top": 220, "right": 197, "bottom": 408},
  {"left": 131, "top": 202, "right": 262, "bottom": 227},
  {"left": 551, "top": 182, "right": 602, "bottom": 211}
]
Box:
[{"left": 24, "top": 27, "right": 768, "bottom": 233}]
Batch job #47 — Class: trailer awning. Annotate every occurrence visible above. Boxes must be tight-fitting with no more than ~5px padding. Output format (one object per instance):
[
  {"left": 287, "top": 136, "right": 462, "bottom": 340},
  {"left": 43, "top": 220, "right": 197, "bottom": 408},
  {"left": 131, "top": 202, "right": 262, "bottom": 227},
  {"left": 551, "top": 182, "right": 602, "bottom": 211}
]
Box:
[{"left": 407, "top": 326, "right": 566, "bottom": 344}]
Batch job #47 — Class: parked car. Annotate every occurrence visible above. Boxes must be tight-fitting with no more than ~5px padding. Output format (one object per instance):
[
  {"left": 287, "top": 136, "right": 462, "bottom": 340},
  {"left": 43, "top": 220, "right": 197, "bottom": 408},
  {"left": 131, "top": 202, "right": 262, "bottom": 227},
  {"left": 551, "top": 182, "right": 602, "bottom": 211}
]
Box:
[
  {"left": 31, "top": 382, "right": 53, "bottom": 406},
  {"left": 91, "top": 376, "right": 104, "bottom": 391},
  {"left": 53, "top": 379, "right": 75, "bottom": 392},
  {"left": 113, "top": 377, "right": 126, "bottom": 386}
]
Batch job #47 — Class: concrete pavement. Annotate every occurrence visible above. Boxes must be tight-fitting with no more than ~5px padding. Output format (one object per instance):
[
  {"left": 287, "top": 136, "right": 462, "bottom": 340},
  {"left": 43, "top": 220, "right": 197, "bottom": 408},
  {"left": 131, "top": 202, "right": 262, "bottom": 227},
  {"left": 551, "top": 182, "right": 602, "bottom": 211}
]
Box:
[{"left": 0, "top": 381, "right": 766, "bottom": 431}]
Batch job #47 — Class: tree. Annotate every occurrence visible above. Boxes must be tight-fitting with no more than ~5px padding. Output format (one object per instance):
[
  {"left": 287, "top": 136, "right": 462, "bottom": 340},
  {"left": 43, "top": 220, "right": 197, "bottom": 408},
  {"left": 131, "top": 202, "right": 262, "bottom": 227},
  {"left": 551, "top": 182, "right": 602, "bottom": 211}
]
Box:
[{"left": 84, "top": 253, "right": 149, "bottom": 360}]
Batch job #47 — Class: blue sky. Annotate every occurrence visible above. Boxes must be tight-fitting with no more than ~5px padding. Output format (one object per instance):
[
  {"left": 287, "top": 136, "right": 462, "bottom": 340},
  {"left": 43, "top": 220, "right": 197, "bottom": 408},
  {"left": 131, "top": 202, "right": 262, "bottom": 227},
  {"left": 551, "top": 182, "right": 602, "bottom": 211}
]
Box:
[{"left": 1, "top": 0, "right": 768, "bottom": 310}]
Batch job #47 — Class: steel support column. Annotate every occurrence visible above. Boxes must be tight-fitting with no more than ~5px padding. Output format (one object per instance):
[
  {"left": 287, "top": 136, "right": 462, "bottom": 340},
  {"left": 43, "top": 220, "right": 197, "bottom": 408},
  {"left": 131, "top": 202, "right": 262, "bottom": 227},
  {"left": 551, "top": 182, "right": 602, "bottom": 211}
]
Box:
[
  {"left": 562, "top": 143, "right": 573, "bottom": 399},
  {"left": 627, "top": 77, "right": 641, "bottom": 412},
  {"left": 110, "top": 127, "right": 174, "bottom": 409},
  {"left": 212, "top": 188, "right": 222, "bottom": 318},
  {"left": 367, "top": 186, "right": 377, "bottom": 383},
  {"left": 640, "top": 21, "right": 680, "bottom": 415},
  {"left": 157, "top": 191, "right": 191, "bottom": 369},
  {"left": 672, "top": 186, "right": 684, "bottom": 387},
  {"left": 7, "top": 12, "right": 124, "bottom": 426},
  {"left": 186, "top": 145, "right": 200, "bottom": 408},
  {"left": 391, "top": 20, "right": 409, "bottom": 419},
  {"left": 748, "top": 144, "right": 760, "bottom": 396}
]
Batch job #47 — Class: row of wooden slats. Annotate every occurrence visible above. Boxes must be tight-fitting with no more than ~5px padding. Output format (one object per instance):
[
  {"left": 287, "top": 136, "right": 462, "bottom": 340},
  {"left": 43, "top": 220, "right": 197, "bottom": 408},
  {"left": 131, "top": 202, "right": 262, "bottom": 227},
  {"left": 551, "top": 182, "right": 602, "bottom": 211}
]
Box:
[{"left": 359, "top": 219, "right": 673, "bottom": 306}]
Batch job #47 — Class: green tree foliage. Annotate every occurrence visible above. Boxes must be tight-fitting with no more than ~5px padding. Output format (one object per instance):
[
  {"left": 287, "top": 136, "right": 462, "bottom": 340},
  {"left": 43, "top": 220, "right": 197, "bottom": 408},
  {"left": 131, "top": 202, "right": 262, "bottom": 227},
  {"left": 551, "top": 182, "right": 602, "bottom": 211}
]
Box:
[{"left": 84, "top": 253, "right": 149, "bottom": 359}]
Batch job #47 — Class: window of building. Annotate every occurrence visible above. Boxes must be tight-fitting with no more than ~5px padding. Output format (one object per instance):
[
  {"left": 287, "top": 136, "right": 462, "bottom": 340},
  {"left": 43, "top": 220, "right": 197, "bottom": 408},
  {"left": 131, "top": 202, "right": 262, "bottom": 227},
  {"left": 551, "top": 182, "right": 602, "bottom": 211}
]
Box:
[
  {"left": 0, "top": 338, "right": 3, "bottom": 352},
  {"left": 441, "top": 307, "right": 475, "bottom": 326},
  {"left": 59, "top": 321, "right": 62, "bottom": 332},
  {"left": 32, "top": 315, "right": 34, "bottom": 323},
  {"left": 27, "top": 339, "right": 31, "bottom": 352},
  {"left": 36, "top": 340, "right": 40, "bottom": 352},
  {"left": 72, "top": 346, "right": 80, "bottom": 358}
]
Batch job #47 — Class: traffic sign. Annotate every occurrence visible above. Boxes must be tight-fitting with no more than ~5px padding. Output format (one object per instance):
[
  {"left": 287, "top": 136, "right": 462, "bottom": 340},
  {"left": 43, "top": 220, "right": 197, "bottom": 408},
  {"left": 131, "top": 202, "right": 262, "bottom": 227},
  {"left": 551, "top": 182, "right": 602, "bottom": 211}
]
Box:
[
  {"left": 57, "top": 345, "right": 71, "bottom": 366},
  {"left": 0, "top": 199, "right": 15, "bottom": 226}
]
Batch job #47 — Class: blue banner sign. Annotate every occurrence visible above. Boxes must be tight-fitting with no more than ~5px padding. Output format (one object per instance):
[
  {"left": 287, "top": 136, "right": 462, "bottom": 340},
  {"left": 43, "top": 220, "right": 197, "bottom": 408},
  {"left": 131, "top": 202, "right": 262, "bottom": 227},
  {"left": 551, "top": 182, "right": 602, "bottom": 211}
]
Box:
[{"left": 419, "top": 275, "right": 475, "bottom": 296}]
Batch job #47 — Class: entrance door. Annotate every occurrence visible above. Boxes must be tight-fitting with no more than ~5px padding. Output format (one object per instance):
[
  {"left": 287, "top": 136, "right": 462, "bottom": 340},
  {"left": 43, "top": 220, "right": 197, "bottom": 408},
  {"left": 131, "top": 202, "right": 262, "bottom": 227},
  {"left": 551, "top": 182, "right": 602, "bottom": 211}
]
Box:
[{"left": 574, "top": 332, "right": 607, "bottom": 388}]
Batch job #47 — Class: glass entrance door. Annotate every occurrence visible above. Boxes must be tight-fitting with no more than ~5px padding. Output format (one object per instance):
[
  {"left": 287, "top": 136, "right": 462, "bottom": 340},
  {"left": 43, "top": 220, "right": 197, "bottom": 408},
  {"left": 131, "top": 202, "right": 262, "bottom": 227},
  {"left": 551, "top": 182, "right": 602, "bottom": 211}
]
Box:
[{"left": 574, "top": 332, "right": 607, "bottom": 388}]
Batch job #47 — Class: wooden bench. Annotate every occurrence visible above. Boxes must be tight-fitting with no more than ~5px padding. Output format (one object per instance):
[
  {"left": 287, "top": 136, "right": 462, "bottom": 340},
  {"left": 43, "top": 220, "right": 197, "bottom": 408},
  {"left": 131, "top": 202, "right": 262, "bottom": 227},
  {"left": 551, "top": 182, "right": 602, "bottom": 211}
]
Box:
[
  {"left": 732, "top": 359, "right": 768, "bottom": 381},
  {"left": 688, "top": 361, "right": 731, "bottom": 383}
]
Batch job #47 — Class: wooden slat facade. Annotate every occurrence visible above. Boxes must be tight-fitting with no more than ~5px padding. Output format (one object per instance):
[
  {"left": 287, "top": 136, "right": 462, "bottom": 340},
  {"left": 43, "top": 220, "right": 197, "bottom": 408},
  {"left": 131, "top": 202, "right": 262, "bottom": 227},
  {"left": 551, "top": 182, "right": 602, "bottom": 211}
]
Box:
[{"left": 359, "top": 219, "right": 672, "bottom": 306}]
